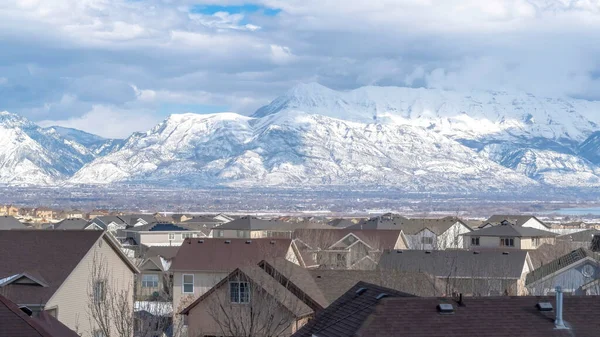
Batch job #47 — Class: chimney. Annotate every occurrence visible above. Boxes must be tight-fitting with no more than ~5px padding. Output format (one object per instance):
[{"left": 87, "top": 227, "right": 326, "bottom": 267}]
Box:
[
  {"left": 555, "top": 286, "right": 566, "bottom": 329},
  {"left": 591, "top": 235, "right": 600, "bottom": 252}
]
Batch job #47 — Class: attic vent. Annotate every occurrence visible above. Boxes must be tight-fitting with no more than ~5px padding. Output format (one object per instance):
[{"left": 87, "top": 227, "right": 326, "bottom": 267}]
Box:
[
  {"left": 355, "top": 287, "right": 368, "bottom": 295},
  {"left": 270, "top": 240, "right": 276, "bottom": 244},
  {"left": 198, "top": 240, "right": 204, "bottom": 243},
  {"left": 437, "top": 303, "right": 454, "bottom": 314},
  {"left": 225, "top": 240, "right": 231, "bottom": 244},
  {"left": 375, "top": 293, "right": 389, "bottom": 300},
  {"left": 19, "top": 306, "right": 33, "bottom": 317},
  {"left": 245, "top": 240, "right": 252, "bottom": 244},
  {"left": 502, "top": 252, "right": 509, "bottom": 255},
  {"left": 536, "top": 302, "right": 553, "bottom": 312},
  {"left": 473, "top": 251, "right": 480, "bottom": 255},
  {"left": 396, "top": 250, "right": 403, "bottom": 253},
  {"left": 425, "top": 251, "right": 432, "bottom": 254}
]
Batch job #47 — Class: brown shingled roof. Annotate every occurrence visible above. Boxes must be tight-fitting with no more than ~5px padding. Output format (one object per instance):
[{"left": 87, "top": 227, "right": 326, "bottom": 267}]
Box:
[
  {"left": 294, "top": 229, "right": 402, "bottom": 250},
  {"left": 170, "top": 238, "right": 293, "bottom": 272},
  {"left": 354, "top": 296, "right": 600, "bottom": 337},
  {"left": 0, "top": 230, "right": 104, "bottom": 305},
  {"left": 0, "top": 294, "right": 79, "bottom": 337}
]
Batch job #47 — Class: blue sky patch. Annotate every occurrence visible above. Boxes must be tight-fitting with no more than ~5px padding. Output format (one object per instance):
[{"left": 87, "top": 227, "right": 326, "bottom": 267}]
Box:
[{"left": 191, "top": 4, "right": 281, "bottom": 16}]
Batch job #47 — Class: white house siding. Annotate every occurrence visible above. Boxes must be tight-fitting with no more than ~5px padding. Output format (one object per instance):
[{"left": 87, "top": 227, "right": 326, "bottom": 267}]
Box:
[
  {"left": 405, "top": 229, "right": 437, "bottom": 250},
  {"left": 436, "top": 222, "right": 472, "bottom": 250},
  {"left": 522, "top": 218, "right": 548, "bottom": 230},
  {"left": 138, "top": 232, "right": 204, "bottom": 246},
  {"left": 45, "top": 235, "right": 136, "bottom": 337}
]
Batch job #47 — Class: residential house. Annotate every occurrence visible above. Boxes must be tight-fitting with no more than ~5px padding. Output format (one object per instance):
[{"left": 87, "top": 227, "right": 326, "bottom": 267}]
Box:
[
  {"left": 44, "top": 218, "right": 95, "bottom": 230},
  {"left": 212, "top": 213, "right": 235, "bottom": 223},
  {"left": 121, "top": 214, "right": 157, "bottom": 227},
  {"left": 326, "top": 218, "right": 358, "bottom": 228},
  {"left": 0, "top": 216, "right": 27, "bottom": 230},
  {"left": 0, "top": 294, "right": 80, "bottom": 337},
  {"left": 65, "top": 209, "right": 84, "bottom": 219},
  {"left": 90, "top": 215, "right": 128, "bottom": 232},
  {"left": 378, "top": 250, "right": 533, "bottom": 296},
  {"left": 182, "top": 215, "right": 226, "bottom": 226},
  {"left": 350, "top": 215, "right": 472, "bottom": 250},
  {"left": 292, "top": 282, "right": 415, "bottom": 337},
  {"left": 34, "top": 207, "right": 55, "bottom": 220},
  {"left": 136, "top": 246, "right": 180, "bottom": 301},
  {"left": 556, "top": 229, "right": 600, "bottom": 247},
  {"left": 170, "top": 238, "right": 295, "bottom": 321},
  {"left": 462, "top": 222, "right": 557, "bottom": 250},
  {"left": 172, "top": 214, "right": 194, "bottom": 223},
  {"left": 526, "top": 248, "right": 600, "bottom": 296},
  {"left": 293, "top": 289, "right": 600, "bottom": 337},
  {"left": 0, "top": 205, "right": 19, "bottom": 217},
  {"left": 124, "top": 222, "right": 209, "bottom": 247},
  {"left": 293, "top": 229, "right": 407, "bottom": 269},
  {"left": 87, "top": 209, "right": 110, "bottom": 220},
  {"left": 180, "top": 259, "right": 328, "bottom": 337},
  {"left": 0, "top": 230, "right": 138, "bottom": 337},
  {"left": 18, "top": 207, "right": 36, "bottom": 218},
  {"left": 309, "top": 269, "right": 448, "bottom": 300},
  {"left": 481, "top": 215, "right": 550, "bottom": 230},
  {"left": 212, "top": 216, "right": 335, "bottom": 239}
]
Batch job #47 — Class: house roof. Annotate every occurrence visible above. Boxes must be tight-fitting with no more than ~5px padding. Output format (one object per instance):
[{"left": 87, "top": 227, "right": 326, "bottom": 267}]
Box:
[
  {"left": 141, "top": 245, "right": 180, "bottom": 260},
  {"left": 212, "top": 216, "right": 296, "bottom": 231},
  {"left": 345, "top": 296, "right": 600, "bottom": 337},
  {"left": 124, "top": 222, "right": 193, "bottom": 232},
  {"left": 120, "top": 214, "right": 156, "bottom": 226},
  {"left": 485, "top": 215, "right": 549, "bottom": 228},
  {"left": 292, "top": 281, "right": 414, "bottom": 337},
  {"left": 462, "top": 223, "right": 557, "bottom": 238},
  {"left": 0, "top": 230, "right": 137, "bottom": 305},
  {"left": 377, "top": 249, "right": 529, "bottom": 279},
  {"left": 309, "top": 270, "right": 448, "bottom": 301},
  {"left": 180, "top": 265, "right": 313, "bottom": 318},
  {"left": 259, "top": 258, "right": 329, "bottom": 309},
  {"left": 182, "top": 215, "right": 224, "bottom": 224},
  {"left": 0, "top": 294, "right": 79, "bottom": 337},
  {"left": 0, "top": 216, "right": 26, "bottom": 230},
  {"left": 350, "top": 216, "right": 468, "bottom": 235},
  {"left": 170, "top": 238, "right": 293, "bottom": 272},
  {"left": 327, "top": 218, "right": 357, "bottom": 228},
  {"left": 526, "top": 248, "right": 600, "bottom": 285},
  {"left": 557, "top": 229, "right": 600, "bottom": 243},
  {"left": 293, "top": 229, "right": 402, "bottom": 250},
  {"left": 51, "top": 218, "right": 89, "bottom": 230},
  {"left": 527, "top": 242, "right": 586, "bottom": 269}
]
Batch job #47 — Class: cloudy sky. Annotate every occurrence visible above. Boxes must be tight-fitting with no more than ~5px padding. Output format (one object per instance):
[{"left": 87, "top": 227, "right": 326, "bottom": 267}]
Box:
[{"left": 1, "top": 0, "right": 599, "bottom": 138}]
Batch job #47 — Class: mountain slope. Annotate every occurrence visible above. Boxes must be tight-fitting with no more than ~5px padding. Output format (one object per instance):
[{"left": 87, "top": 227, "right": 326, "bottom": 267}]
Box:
[
  {"left": 0, "top": 112, "right": 97, "bottom": 185},
  {"left": 43, "top": 126, "right": 124, "bottom": 156},
  {"left": 70, "top": 111, "right": 537, "bottom": 191}
]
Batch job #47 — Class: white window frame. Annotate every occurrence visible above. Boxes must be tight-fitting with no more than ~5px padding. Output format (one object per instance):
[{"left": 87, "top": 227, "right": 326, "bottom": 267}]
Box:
[
  {"left": 181, "top": 233, "right": 193, "bottom": 239},
  {"left": 141, "top": 274, "right": 159, "bottom": 288},
  {"left": 500, "top": 237, "right": 515, "bottom": 247},
  {"left": 168, "top": 233, "right": 175, "bottom": 240},
  {"left": 421, "top": 236, "right": 433, "bottom": 245},
  {"left": 182, "top": 274, "right": 194, "bottom": 294},
  {"left": 229, "top": 281, "right": 250, "bottom": 304}
]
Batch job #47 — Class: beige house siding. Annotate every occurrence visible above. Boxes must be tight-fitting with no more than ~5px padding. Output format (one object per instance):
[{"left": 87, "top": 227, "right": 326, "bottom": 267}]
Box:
[
  {"left": 45, "top": 235, "right": 136, "bottom": 337},
  {"left": 136, "top": 231, "right": 206, "bottom": 246},
  {"left": 186, "top": 283, "right": 302, "bottom": 337},
  {"left": 465, "top": 236, "right": 523, "bottom": 249}
]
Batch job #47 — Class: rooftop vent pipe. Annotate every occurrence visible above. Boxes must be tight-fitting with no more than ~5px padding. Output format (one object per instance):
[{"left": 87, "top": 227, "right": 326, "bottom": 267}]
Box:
[{"left": 555, "top": 286, "right": 566, "bottom": 329}]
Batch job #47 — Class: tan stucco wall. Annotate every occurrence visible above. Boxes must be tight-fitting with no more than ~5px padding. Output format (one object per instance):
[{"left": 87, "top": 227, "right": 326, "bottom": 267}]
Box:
[
  {"left": 45, "top": 235, "right": 136, "bottom": 337},
  {"left": 138, "top": 232, "right": 204, "bottom": 246}
]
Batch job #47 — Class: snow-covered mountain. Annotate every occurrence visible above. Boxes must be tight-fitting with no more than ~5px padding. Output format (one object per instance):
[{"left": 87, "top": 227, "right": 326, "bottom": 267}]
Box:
[
  {"left": 43, "top": 126, "right": 124, "bottom": 156},
  {"left": 69, "top": 111, "right": 536, "bottom": 190},
  {"left": 3, "top": 83, "right": 600, "bottom": 190},
  {"left": 0, "top": 112, "right": 99, "bottom": 185}
]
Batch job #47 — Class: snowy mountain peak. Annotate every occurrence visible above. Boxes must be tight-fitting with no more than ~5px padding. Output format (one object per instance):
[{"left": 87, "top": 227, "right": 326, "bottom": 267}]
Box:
[{"left": 0, "top": 110, "right": 36, "bottom": 129}]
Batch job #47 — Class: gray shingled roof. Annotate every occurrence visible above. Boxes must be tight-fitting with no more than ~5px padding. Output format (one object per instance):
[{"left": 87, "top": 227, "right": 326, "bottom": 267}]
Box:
[
  {"left": 292, "top": 281, "right": 414, "bottom": 337},
  {"left": 557, "top": 229, "right": 600, "bottom": 243},
  {"left": 51, "top": 219, "right": 89, "bottom": 230},
  {"left": 212, "top": 216, "right": 294, "bottom": 230},
  {"left": 462, "top": 223, "right": 556, "bottom": 237},
  {"left": 486, "top": 215, "right": 549, "bottom": 228},
  {"left": 525, "top": 248, "right": 600, "bottom": 285},
  {"left": 378, "top": 250, "right": 529, "bottom": 279},
  {"left": 350, "top": 216, "right": 467, "bottom": 235},
  {"left": 0, "top": 216, "right": 26, "bottom": 230}
]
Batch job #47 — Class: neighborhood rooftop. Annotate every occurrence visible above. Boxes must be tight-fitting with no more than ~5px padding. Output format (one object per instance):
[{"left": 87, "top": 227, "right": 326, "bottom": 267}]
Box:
[
  {"left": 462, "top": 223, "right": 557, "bottom": 237},
  {"left": 526, "top": 248, "right": 600, "bottom": 285}
]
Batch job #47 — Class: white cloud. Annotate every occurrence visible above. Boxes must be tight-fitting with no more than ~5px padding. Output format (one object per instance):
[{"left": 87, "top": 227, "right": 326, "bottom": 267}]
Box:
[{"left": 38, "top": 105, "right": 162, "bottom": 138}]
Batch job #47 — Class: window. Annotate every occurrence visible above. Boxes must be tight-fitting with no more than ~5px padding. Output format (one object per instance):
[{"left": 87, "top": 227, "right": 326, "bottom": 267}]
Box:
[
  {"left": 421, "top": 237, "right": 433, "bottom": 245},
  {"left": 142, "top": 274, "right": 159, "bottom": 288},
  {"left": 471, "top": 237, "right": 480, "bottom": 246},
  {"left": 237, "top": 230, "right": 248, "bottom": 238},
  {"left": 215, "top": 230, "right": 224, "bottom": 237},
  {"left": 93, "top": 330, "right": 106, "bottom": 337},
  {"left": 168, "top": 233, "right": 175, "bottom": 240},
  {"left": 182, "top": 274, "right": 194, "bottom": 293},
  {"left": 453, "top": 237, "right": 459, "bottom": 246},
  {"left": 500, "top": 237, "right": 515, "bottom": 247},
  {"left": 533, "top": 237, "right": 540, "bottom": 247},
  {"left": 181, "top": 233, "right": 193, "bottom": 239},
  {"left": 93, "top": 280, "right": 105, "bottom": 303},
  {"left": 229, "top": 281, "right": 250, "bottom": 303}
]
